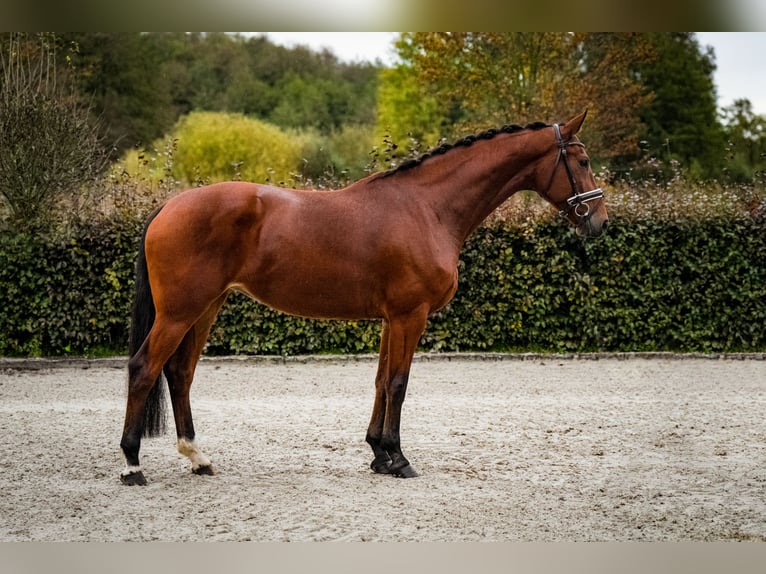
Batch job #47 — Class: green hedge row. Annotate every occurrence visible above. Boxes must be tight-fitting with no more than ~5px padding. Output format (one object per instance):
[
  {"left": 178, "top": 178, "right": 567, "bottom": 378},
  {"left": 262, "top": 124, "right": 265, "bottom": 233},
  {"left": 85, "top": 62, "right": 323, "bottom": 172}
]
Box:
[
  {"left": 424, "top": 218, "right": 766, "bottom": 352},
  {"left": 0, "top": 218, "right": 141, "bottom": 356},
  {"left": 1, "top": 214, "right": 764, "bottom": 356}
]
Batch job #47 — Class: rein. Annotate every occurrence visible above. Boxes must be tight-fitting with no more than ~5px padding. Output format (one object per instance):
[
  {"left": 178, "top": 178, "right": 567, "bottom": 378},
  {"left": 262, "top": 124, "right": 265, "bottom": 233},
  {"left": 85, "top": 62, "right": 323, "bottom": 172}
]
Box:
[{"left": 547, "top": 123, "right": 604, "bottom": 218}]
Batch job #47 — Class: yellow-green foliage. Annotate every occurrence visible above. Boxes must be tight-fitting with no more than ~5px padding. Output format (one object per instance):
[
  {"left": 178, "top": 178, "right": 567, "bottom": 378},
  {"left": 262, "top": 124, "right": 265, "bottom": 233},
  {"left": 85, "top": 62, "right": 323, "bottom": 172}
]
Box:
[
  {"left": 172, "top": 111, "right": 304, "bottom": 185},
  {"left": 298, "top": 124, "right": 377, "bottom": 185},
  {"left": 326, "top": 124, "right": 377, "bottom": 180},
  {"left": 376, "top": 66, "right": 444, "bottom": 149},
  {"left": 111, "top": 116, "right": 378, "bottom": 194},
  {"left": 113, "top": 137, "right": 177, "bottom": 187}
]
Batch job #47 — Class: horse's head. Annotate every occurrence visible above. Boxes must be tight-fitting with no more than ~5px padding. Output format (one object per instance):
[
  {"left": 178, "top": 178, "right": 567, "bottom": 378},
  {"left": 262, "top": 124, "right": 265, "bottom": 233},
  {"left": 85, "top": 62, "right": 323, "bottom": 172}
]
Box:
[{"left": 535, "top": 110, "right": 609, "bottom": 238}]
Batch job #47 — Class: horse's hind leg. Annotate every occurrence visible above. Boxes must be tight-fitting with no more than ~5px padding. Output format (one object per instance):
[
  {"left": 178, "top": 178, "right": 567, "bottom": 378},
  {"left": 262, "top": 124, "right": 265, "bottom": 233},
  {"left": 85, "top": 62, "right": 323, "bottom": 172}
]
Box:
[
  {"left": 120, "top": 319, "right": 192, "bottom": 485},
  {"left": 164, "top": 294, "right": 228, "bottom": 476}
]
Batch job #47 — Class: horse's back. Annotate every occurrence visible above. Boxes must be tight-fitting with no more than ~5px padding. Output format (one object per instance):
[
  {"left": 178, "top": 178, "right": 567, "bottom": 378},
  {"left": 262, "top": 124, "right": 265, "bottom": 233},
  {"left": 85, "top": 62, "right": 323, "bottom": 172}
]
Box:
[
  {"left": 144, "top": 180, "right": 459, "bottom": 321},
  {"left": 144, "top": 182, "right": 371, "bottom": 318}
]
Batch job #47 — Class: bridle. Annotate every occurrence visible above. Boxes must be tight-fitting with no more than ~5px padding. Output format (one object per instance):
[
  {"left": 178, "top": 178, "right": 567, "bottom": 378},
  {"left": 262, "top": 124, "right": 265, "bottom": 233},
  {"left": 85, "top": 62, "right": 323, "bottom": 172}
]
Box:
[{"left": 544, "top": 123, "right": 604, "bottom": 219}]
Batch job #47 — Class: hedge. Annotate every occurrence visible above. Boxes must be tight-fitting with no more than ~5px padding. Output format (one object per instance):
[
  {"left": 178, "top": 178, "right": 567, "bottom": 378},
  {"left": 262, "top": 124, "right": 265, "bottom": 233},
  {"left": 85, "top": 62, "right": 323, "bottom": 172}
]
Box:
[
  {"left": 1, "top": 203, "right": 763, "bottom": 357},
  {"left": 0, "top": 217, "right": 142, "bottom": 356}
]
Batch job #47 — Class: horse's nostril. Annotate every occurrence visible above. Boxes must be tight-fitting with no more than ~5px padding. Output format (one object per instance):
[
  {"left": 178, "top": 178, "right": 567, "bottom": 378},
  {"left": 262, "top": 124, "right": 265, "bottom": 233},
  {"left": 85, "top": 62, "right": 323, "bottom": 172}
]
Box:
[{"left": 601, "top": 220, "right": 609, "bottom": 233}]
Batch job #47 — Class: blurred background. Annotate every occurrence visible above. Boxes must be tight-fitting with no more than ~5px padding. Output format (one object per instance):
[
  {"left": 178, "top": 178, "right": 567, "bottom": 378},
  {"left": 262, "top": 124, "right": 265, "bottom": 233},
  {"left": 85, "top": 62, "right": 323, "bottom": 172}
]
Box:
[{"left": 1, "top": 30, "right": 765, "bottom": 357}]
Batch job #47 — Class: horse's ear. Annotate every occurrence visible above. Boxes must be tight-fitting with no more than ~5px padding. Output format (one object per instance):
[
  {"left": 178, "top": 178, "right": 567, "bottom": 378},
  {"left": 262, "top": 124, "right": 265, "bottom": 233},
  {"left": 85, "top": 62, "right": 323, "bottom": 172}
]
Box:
[{"left": 561, "top": 109, "right": 588, "bottom": 138}]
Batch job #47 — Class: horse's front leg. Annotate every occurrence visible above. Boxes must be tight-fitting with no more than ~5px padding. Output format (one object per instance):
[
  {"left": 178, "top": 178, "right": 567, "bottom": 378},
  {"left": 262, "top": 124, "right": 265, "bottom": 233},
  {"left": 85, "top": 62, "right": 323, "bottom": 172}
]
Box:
[
  {"left": 366, "top": 321, "right": 393, "bottom": 473},
  {"left": 366, "top": 309, "right": 427, "bottom": 478}
]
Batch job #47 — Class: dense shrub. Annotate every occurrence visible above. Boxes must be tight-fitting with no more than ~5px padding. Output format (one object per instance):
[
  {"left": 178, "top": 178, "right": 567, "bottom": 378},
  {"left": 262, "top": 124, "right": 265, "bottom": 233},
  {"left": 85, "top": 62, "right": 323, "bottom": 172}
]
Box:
[
  {"left": 0, "top": 216, "right": 141, "bottom": 355},
  {"left": 116, "top": 114, "right": 378, "bottom": 191},
  {"left": 423, "top": 216, "right": 766, "bottom": 353},
  {"left": 170, "top": 111, "right": 304, "bottom": 185},
  {"left": 1, "top": 184, "right": 763, "bottom": 357},
  {"left": 296, "top": 124, "right": 378, "bottom": 187}
]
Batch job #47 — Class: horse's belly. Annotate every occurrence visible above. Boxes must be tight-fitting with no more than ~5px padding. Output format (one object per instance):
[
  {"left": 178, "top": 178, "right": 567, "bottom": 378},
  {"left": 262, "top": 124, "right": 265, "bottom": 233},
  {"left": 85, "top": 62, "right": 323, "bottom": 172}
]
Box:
[{"left": 233, "top": 267, "right": 380, "bottom": 321}]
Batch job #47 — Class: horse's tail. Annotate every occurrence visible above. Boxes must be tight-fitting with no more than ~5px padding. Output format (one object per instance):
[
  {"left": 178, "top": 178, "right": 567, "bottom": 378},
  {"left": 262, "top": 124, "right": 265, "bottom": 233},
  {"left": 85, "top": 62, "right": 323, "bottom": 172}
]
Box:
[{"left": 129, "top": 207, "right": 167, "bottom": 438}]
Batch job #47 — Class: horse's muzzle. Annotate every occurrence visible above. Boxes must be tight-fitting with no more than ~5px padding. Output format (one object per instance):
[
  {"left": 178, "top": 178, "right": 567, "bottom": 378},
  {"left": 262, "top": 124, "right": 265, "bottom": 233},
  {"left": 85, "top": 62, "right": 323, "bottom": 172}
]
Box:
[{"left": 576, "top": 216, "right": 608, "bottom": 238}]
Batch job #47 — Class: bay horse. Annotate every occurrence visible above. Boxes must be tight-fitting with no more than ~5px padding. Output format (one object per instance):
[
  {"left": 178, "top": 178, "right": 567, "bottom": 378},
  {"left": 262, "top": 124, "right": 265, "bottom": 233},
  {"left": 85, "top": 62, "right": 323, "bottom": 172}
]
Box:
[{"left": 120, "top": 110, "right": 608, "bottom": 485}]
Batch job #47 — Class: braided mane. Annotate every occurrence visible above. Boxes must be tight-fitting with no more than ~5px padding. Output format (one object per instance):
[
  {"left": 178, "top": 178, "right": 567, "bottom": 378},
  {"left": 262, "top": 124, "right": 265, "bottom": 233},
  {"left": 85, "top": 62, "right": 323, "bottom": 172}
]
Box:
[{"left": 376, "top": 121, "right": 550, "bottom": 179}]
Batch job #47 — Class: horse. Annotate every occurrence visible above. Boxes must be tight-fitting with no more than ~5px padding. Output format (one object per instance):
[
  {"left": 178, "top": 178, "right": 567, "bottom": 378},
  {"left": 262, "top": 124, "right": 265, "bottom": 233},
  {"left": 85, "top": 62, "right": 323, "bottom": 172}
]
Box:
[{"left": 119, "top": 110, "right": 608, "bottom": 485}]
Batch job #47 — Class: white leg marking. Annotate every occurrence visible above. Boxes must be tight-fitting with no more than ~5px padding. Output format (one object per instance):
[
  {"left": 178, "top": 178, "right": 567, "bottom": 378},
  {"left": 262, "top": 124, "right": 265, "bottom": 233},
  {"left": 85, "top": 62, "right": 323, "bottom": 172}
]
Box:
[
  {"left": 121, "top": 465, "right": 143, "bottom": 477},
  {"left": 177, "top": 438, "right": 212, "bottom": 471}
]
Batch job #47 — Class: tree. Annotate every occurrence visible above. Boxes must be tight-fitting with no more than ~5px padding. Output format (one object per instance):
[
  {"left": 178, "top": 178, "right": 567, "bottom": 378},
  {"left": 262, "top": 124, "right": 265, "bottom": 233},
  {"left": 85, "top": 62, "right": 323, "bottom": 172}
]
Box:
[
  {"left": 721, "top": 98, "right": 766, "bottom": 182},
  {"left": 635, "top": 33, "right": 725, "bottom": 179},
  {"left": 393, "top": 33, "right": 571, "bottom": 132},
  {"left": 61, "top": 32, "right": 178, "bottom": 154},
  {"left": 565, "top": 33, "right": 655, "bottom": 164},
  {"left": 381, "top": 33, "right": 655, "bottom": 165},
  {"left": 0, "top": 33, "right": 107, "bottom": 229},
  {"left": 376, "top": 64, "right": 445, "bottom": 149},
  {"left": 50, "top": 33, "right": 381, "bottom": 163}
]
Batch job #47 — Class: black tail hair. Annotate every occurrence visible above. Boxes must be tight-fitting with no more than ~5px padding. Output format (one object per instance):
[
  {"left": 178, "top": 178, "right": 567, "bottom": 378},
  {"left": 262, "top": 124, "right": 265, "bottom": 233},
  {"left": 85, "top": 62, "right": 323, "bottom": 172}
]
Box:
[{"left": 130, "top": 207, "right": 167, "bottom": 438}]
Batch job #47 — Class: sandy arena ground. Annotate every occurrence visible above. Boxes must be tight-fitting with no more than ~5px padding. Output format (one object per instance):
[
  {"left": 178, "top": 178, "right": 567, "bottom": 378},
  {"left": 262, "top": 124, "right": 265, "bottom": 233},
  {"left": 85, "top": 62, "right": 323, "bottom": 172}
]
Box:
[{"left": 1, "top": 354, "right": 765, "bottom": 542}]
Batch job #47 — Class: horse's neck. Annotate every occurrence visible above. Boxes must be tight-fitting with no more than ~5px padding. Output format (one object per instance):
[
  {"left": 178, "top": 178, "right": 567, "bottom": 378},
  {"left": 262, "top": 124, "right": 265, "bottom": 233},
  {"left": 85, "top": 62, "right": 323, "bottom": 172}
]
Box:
[{"left": 402, "top": 134, "right": 544, "bottom": 243}]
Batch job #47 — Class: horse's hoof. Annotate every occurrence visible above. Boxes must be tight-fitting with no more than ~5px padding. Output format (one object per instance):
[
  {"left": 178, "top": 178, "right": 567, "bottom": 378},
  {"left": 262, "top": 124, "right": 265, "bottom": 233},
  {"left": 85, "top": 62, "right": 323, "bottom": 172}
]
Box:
[
  {"left": 391, "top": 463, "right": 419, "bottom": 478},
  {"left": 120, "top": 470, "right": 147, "bottom": 486},
  {"left": 370, "top": 454, "right": 393, "bottom": 474},
  {"left": 192, "top": 464, "right": 216, "bottom": 476}
]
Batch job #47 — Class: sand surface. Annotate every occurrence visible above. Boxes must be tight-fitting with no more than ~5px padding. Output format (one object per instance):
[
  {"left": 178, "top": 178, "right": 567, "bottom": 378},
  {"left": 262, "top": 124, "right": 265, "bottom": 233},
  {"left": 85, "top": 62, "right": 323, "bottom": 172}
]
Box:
[{"left": 1, "top": 355, "right": 765, "bottom": 541}]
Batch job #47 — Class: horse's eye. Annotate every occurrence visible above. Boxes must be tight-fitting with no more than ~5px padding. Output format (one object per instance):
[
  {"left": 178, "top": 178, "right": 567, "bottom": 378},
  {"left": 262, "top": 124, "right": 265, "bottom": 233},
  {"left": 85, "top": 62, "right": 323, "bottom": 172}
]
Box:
[{"left": 579, "top": 159, "right": 589, "bottom": 168}]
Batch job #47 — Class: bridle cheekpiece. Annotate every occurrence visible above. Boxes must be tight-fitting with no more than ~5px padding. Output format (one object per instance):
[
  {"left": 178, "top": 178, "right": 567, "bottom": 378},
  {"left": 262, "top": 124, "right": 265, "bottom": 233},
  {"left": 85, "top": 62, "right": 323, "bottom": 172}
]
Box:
[{"left": 549, "top": 123, "right": 603, "bottom": 219}]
